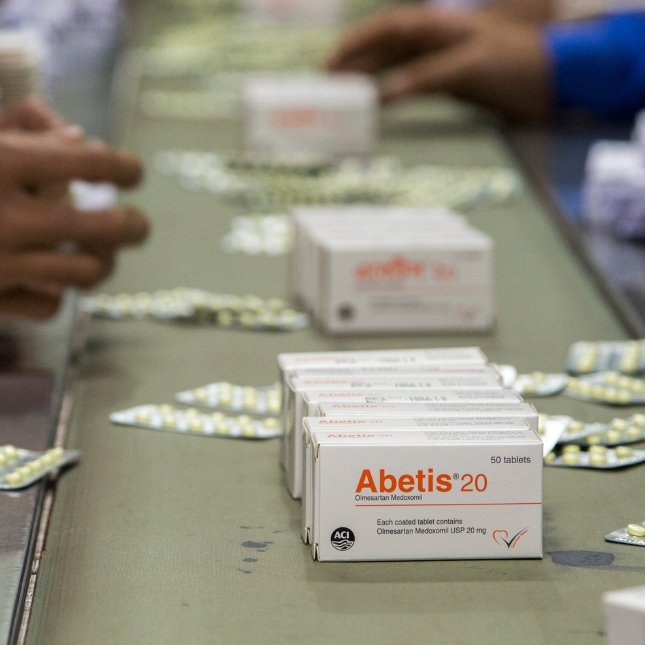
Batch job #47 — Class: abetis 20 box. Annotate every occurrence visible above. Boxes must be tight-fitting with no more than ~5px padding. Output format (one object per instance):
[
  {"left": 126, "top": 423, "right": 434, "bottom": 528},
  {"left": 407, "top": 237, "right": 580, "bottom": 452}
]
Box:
[{"left": 307, "top": 422, "right": 542, "bottom": 561}]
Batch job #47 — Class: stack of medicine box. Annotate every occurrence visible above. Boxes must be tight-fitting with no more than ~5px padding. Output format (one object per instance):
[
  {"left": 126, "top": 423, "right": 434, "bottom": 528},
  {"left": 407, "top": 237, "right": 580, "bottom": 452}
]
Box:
[
  {"left": 289, "top": 206, "right": 495, "bottom": 334},
  {"left": 242, "top": 74, "right": 377, "bottom": 158},
  {"left": 278, "top": 347, "right": 543, "bottom": 562}
]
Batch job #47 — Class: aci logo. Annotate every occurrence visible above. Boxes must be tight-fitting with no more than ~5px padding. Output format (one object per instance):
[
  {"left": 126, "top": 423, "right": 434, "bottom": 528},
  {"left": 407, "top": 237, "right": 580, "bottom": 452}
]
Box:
[
  {"left": 331, "top": 527, "right": 355, "bottom": 551},
  {"left": 493, "top": 528, "right": 528, "bottom": 549}
]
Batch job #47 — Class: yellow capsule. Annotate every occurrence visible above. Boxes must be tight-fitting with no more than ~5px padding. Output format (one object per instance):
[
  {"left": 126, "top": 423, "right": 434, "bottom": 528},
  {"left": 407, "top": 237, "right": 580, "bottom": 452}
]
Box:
[
  {"left": 4, "top": 471, "right": 21, "bottom": 485},
  {"left": 626, "top": 426, "right": 642, "bottom": 439},
  {"left": 578, "top": 382, "right": 592, "bottom": 394},
  {"left": 215, "top": 422, "right": 230, "bottom": 435},
  {"left": 267, "top": 398, "right": 281, "bottom": 413},
  {"left": 263, "top": 417, "right": 279, "bottom": 429},
  {"left": 567, "top": 378, "right": 580, "bottom": 390},
  {"left": 218, "top": 311, "right": 234, "bottom": 327},
  {"left": 532, "top": 372, "right": 546, "bottom": 382},
  {"left": 3, "top": 445, "right": 17, "bottom": 460},
  {"left": 243, "top": 394, "right": 258, "bottom": 408},
  {"left": 616, "top": 446, "right": 633, "bottom": 458},
  {"left": 28, "top": 459, "right": 42, "bottom": 472},
  {"left": 523, "top": 383, "right": 536, "bottom": 394},
  {"left": 563, "top": 444, "right": 581, "bottom": 453},
  {"left": 618, "top": 376, "right": 633, "bottom": 389},
  {"left": 162, "top": 415, "right": 177, "bottom": 427},
  {"left": 136, "top": 410, "right": 150, "bottom": 423},
  {"left": 17, "top": 466, "right": 31, "bottom": 478},
  {"left": 632, "top": 380, "right": 645, "bottom": 392},
  {"left": 241, "top": 425, "right": 257, "bottom": 437},
  {"left": 49, "top": 447, "right": 64, "bottom": 460},
  {"left": 633, "top": 414, "right": 645, "bottom": 425},
  {"left": 589, "top": 453, "right": 606, "bottom": 466},
  {"left": 590, "top": 384, "right": 604, "bottom": 396},
  {"left": 605, "top": 372, "right": 620, "bottom": 384},
  {"left": 589, "top": 445, "right": 607, "bottom": 455},
  {"left": 568, "top": 421, "right": 584, "bottom": 433},
  {"left": 184, "top": 408, "right": 200, "bottom": 417},
  {"left": 562, "top": 452, "right": 580, "bottom": 465},
  {"left": 189, "top": 419, "right": 203, "bottom": 432},
  {"left": 236, "top": 415, "right": 252, "bottom": 425},
  {"left": 0, "top": 452, "right": 6, "bottom": 467},
  {"left": 604, "top": 389, "right": 620, "bottom": 402},
  {"left": 628, "top": 523, "right": 645, "bottom": 537},
  {"left": 195, "top": 388, "right": 208, "bottom": 401},
  {"left": 544, "top": 452, "right": 555, "bottom": 463},
  {"left": 618, "top": 390, "right": 633, "bottom": 403},
  {"left": 210, "top": 412, "right": 225, "bottom": 422},
  {"left": 159, "top": 404, "right": 174, "bottom": 414},
  {"left": 40, "top": 453, "right": 54, "bottom": 466},
  {"left": 612, "top": 418, "right": 629, "bottom": 430},
  {"left": 586, "top": 434, "right": 602, "bottom": 445},
  {"left": 218, "top": 391, "right": 233, "bottom": 405},
  {"left": 606, "top": 430, "right": 622, "bottom": 443}
]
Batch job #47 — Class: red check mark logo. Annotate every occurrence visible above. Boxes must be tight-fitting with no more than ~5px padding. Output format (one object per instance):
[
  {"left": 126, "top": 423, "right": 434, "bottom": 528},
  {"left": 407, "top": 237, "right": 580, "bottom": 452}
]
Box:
[{"left": 493, "top": 529, "right": 528, "bottom": 548}]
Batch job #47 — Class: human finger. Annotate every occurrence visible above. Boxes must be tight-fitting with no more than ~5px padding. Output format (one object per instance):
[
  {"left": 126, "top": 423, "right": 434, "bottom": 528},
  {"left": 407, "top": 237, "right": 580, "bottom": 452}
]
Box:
[
  {"left": 0, "top": 133, "right": 144, "bottom": 188},
  {"left": 327, "top": 6, "right": 473, "bottom": 72},
  {"left": 0, "top": 201, "right": 150, "bottom": 250},
  {"left": 0, "top": 287, "right": 63, "bottom": 319},
  {"left": 0, "top": 252, "right": 109, "bottom": 290},
  {"left": 381, "top": 46, "right": 479, "bottom": 103},
  {"left": 0, "top": 97, "right": 68, "bottom": 132}
]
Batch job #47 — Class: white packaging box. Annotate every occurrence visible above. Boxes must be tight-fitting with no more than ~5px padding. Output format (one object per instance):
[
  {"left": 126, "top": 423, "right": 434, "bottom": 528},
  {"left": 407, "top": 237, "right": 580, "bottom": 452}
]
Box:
[
  {"left": 582, "top": 141, "right": 645, "bottom": 234},
  {"left": 301, "top": 416, "right": 538, "bottom": 545},
  {"left": 311, "top": 229, "right": 494, "bottom": 334},
  {"left": 287, "top": 363, "right": 502, "bottom": 379},
  {"left": 278, "top": 346, "right": 488, "bottom": 467},
  {"left": 286, "top": 385, "right": 517, "bottom": 500},
  {"left": 291, "top": 206, "right": 469, "bottom": 308},
  {"left": 604, "top": 586, "right": 645, "bottom": 645},
  {"left": 317, "top": 401, "right": 538, "bottom": 432},
  {"left": 242, "top": 74, "right": 377, "bottom": 157},
  {"left": 243, "top": 0, "right": 343, "bottom": 23},
  {"left": 306, "top": 421, "right": 542, "bottom": 560},
  {"left": 292, "top": 211, "right": 472, "bottom": 315}
]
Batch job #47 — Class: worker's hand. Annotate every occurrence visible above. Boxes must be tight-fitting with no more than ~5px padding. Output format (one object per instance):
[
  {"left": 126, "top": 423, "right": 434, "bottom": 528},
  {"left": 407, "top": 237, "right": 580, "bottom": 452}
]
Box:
[
  {"left": 0, "top": 128, "right": 149, "bottom": 319},
  {"left": 327, "top": 5, "right": 552, "bottom": 122}
]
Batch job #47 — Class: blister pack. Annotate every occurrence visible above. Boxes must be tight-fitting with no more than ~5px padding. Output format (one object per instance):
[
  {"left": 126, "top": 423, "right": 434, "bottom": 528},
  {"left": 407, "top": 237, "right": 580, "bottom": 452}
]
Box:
[
  {"left": 83, "top": 289, "right": 309, "bottom": 331},
  {"left": 110, "top": 405, "right": 282, "bottom": 439},
  {"left": 544, "top": 444, "right": 645, "bottom": 469},
  {"left": 512, "top": 372, "right": 568, "bottom": 397},
  {"left": 565, "top": 372, "right": 645, "bottom": 405},
  {"left": 605, "top": 522, "right": 645, "bottom": 547},
  {"left": 537, "top": 415, "right": 568, "bottom": 455},
  {"left": 490, "top": 364, "right": 517, "bottom": 388},
  {"left": 221, "top": 214, "right": 294, "bottom": 256},
  {"left": 175, "top": 382, "right": 281, "bottom": 416},
  {"left": 540, "top": 413, "right": 645, "bottom": 447},
  {"left": 567, "top": 340, "right": 645, "bottom": 375},
  {"left": 0, "top": 445, "right": 80, "bottom": 490}
]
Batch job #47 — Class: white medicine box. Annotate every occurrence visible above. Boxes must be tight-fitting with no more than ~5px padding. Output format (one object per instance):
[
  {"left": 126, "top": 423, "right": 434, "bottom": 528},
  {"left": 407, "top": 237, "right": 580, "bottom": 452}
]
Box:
[{"left": 242, "top": 74, "right": 377, "bottom": 157}]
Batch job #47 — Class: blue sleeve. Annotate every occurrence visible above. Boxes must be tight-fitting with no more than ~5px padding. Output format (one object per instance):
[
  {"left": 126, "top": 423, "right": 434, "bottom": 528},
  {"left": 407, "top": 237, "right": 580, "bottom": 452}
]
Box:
[{"left": 544, "top": 12, "right": 645, "bottom": 117}]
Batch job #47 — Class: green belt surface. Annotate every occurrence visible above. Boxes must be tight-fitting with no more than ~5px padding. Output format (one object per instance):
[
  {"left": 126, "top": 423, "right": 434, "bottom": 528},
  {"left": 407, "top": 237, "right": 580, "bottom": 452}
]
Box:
[{"left": 25, "top": 7, "right": 643, "bottom": 645}]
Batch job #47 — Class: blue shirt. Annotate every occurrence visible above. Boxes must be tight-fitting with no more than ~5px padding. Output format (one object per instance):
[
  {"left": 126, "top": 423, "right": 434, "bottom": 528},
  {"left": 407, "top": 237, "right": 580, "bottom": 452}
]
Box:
[{"left": 544, "top": 11, "right": 645, "bottom": 116}]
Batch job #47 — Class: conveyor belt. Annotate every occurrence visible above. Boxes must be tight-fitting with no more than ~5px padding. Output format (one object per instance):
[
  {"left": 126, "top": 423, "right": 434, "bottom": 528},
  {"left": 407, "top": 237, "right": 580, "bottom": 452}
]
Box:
[{"left": 22, "top": 5, "right": 645, "bottom": 645}]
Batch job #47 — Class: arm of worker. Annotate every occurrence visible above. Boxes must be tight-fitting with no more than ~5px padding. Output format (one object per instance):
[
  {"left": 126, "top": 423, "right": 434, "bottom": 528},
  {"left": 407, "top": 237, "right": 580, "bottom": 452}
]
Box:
[
  {"left": 327, "top": 5, "right": 645, "bottom": 120},
  {"left": 0, "top": 106, "right": 149, "bottom": 319},
  {"left": 326, "top": 5, "right": 552, "bottom": 121},
  {"left": 545, "top": 11, "right": 645, "bottom": 116}
]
